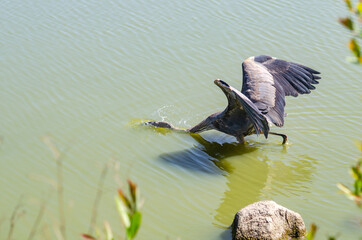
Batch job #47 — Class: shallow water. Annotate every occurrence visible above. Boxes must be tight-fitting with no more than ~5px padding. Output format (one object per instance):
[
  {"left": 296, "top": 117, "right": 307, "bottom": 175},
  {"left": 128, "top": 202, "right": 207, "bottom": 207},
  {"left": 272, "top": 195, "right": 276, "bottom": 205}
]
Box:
[{"left": 1, "top": 0, "right": 361, "bottom": 239}]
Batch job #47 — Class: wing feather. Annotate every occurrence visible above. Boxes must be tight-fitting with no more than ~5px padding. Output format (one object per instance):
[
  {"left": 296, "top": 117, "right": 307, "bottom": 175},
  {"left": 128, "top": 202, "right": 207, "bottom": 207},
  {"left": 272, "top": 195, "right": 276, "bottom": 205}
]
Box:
[
  {"left": 232, "top": 89, "right": 270, "bottom": 138},
  {"left": 215, "top": 80, "right": 270, "bottom": 138},
  {"left": 241, "top": 55, "right": 321, "bottom": 127}
]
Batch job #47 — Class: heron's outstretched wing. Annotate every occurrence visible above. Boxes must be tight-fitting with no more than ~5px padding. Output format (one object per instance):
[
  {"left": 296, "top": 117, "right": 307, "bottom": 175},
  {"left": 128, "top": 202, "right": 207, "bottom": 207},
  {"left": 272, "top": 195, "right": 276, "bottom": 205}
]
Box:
[
  {"left": 233, "top": 88, "right": 270, "bottom": 138},
  {"left": 215, "top": 80, "right": 269, "bottom": 138},
  {"left": 241, "top": 55, "right": 321, "bottom": 127}
]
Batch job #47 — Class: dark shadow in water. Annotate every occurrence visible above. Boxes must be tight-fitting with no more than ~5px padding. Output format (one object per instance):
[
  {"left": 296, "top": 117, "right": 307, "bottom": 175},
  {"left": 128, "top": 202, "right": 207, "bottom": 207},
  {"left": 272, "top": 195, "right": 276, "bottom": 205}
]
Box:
[
  {"left": 159, "top": 133, "right": 258, "bottom": 174},
  {"left": 219, "top": 227, "right": 232, "bottom": 240}
]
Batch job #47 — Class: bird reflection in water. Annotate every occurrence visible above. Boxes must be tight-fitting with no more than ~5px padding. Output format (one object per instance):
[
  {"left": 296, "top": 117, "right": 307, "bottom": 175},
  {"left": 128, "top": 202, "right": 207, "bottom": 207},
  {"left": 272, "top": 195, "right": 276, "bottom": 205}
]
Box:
[{"left": 159, "top": 133, "right": 258, "bottom": 175}]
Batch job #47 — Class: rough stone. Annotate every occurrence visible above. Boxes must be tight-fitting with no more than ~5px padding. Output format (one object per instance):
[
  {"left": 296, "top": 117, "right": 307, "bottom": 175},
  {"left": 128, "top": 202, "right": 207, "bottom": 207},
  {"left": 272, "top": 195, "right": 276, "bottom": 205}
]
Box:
[{"left": 232, "top": 200, "right": 306, "bottom": 240}]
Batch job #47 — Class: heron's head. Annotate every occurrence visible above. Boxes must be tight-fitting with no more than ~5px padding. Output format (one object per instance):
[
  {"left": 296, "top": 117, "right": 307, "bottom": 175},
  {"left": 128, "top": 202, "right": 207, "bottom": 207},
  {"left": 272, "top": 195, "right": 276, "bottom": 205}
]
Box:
[
  {"left": 214, "top": 79, "right": 229, "bottom": 88},
  {"left": 214, "top": 79, "right": 235, "bottom": 98}
]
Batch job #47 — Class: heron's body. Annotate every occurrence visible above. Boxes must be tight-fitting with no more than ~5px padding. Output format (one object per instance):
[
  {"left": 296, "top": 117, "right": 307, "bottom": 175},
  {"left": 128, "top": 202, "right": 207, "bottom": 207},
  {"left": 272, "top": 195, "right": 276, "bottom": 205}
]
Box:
[{"left": 147, "top": 55, "right": 321, "bottom": 144}]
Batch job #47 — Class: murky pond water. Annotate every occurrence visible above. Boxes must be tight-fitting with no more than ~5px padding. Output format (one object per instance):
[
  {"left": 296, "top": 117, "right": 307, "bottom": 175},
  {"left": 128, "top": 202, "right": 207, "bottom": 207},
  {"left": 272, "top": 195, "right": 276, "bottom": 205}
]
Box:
[{"left": 1, "top": 0, "right": 361, "bottom": 239}]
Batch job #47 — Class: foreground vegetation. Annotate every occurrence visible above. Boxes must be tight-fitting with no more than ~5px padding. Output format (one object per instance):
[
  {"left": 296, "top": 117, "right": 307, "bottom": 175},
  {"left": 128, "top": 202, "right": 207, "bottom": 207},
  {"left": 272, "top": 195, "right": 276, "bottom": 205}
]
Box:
[
  {"left": 4, "top": 136, "right": 142, "bottom": 240},
  {"left": 82, "top": 179, "right": 142, "bottom": 240},
  {"left": 339, "top": 0, "right": 362, "bottom": 63},
  {"left": 337, "top": 141, "right": 362, "bottom": 207},
  {"left": 3, "top": 137, "right": 360, "bottom": 240},
  {"left": 306, "top": 141, "right": 362, "bottom": 240}
]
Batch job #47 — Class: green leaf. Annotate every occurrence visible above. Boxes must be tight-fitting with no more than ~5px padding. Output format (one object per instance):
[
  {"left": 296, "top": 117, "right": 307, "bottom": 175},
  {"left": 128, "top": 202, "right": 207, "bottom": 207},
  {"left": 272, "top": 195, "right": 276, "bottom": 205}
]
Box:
[
  {"left": 349, "top": 39, "right": 361, "bottom": 58},
  {"left": 339, "top": 17, "right": 354, "bottom": 31},
  {"left": 128, "top": 179, "right": 137, "bottom": 207},
  {"left": 357, "top": 2, "right": 362, "bottom": 15},
  {"left": 126, "top": 211, "right": 142, "bottom": 240},
  {"left": 351, "top": 166, "right": 359, "bottom": 180},
  {"left": 354, "top": 178, "right": 362, "bottom": 195},
  {"left": 305, "top": 223, "right": 317, "bottom": 240},
  {"left": 115, "top": 195, "right": 130, "bottom": 228},
  {"left": 118, "top": 189, "right": 132, "bottom": 210},
  {"left": 344, "top": 0, "right": 353, "bottom": 11}
]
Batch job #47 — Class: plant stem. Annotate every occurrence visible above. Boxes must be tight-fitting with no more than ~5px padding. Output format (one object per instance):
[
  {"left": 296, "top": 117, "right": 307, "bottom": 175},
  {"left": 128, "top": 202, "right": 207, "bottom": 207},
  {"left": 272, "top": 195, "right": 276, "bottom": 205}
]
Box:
[
  {"left": 7, "top": 199, "right": 25, "bottom": 240},
  {"left": 27, "top": 191, "right": 52, "bottom": 240},
  {"left": 88, "top": 162, "right": 109, "bottom": 234},
  {"left": 42, "top": 136, "right": 66, "bottom": 240},
  {"left": 57, "top": 156, "right": 66, "bottom": 240}
]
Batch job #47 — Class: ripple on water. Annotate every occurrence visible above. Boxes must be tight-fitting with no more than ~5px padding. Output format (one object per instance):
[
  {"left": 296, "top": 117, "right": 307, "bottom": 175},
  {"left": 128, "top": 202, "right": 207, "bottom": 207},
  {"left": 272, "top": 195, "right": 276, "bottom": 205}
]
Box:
[{"left": 1, "top": 0, "right": 362, "bottom": 239}]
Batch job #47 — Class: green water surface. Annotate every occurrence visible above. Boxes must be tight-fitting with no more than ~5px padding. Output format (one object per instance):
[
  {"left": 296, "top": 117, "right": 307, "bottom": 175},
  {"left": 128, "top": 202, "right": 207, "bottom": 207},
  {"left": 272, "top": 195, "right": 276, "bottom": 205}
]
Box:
[{"left": 1, "top": 0, "right": 361, "bottom": 239}]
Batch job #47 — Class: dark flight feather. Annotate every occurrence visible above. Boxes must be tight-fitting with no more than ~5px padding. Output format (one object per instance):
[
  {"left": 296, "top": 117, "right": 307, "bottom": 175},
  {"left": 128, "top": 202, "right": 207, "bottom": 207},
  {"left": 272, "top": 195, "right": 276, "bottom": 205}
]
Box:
[
  {"left": 233, "top": 90, "right": 270, "bottom": 138},
  {"left": 241, "top": 55, "right": 320, "bottom": 127}
]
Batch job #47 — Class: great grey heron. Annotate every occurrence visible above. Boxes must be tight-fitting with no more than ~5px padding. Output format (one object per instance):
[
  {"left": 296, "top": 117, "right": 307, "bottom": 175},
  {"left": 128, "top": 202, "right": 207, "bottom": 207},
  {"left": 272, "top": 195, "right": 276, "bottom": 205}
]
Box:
[{"left": 147, "top": 55, "right": 321, "bottom": 144}]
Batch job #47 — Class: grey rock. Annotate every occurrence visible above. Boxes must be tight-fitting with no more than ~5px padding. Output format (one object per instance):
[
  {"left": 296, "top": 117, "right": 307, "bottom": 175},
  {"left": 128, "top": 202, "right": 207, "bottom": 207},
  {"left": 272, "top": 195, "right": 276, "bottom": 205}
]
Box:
[{"left": 232, "top": 200, "right": 306, "bottom": 240}]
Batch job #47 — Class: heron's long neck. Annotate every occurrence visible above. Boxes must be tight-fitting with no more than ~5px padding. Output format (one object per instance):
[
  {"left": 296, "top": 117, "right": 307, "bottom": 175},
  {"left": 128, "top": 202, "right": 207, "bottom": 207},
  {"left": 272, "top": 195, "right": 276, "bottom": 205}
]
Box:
[{"left": 187, "top": 112, "right": 221, "bottom": 133}]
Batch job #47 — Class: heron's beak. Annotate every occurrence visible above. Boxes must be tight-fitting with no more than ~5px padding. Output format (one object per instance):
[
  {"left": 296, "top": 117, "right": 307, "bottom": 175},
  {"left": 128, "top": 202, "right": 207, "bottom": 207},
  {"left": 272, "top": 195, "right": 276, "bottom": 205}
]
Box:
[
  {"left": 214, "top": 79, "right": 241, "bottom": 111},
  {"left": 214, "top": 79, "right": 230, "bottom": 88},
  {"left": 214, "top": 79, "right": 234, "bottom": 98}
]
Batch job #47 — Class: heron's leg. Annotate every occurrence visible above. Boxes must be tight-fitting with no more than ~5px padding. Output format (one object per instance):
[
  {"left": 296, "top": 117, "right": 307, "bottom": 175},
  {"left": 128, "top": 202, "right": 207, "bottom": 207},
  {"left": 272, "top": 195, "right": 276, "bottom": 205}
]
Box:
[
  {"left": 236, "top": 135, "right": 245, "bottom": 144},
  {"left": 269, "top": 132, "right": 288, "bottom": 144}
]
